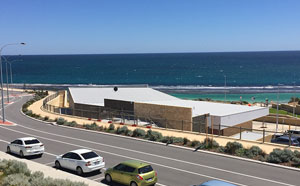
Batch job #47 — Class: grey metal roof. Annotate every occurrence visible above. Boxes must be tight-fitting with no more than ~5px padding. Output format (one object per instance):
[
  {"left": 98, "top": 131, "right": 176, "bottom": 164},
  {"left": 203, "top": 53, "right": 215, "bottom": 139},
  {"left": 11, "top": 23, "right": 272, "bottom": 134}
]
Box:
[{"left": 69, "top": 87, "right": 179, "bottom": 106}]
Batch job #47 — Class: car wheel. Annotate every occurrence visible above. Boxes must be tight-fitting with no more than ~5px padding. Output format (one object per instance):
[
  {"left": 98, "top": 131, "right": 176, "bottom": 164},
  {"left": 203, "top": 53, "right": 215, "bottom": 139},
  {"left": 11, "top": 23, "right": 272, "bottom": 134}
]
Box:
[
  {"left": 76, "top": 167, "right": 83, "bottom": 175},
  {"left": 130, "top": 181, "right": 138, "bottom": 186},
  {"left": 55, "top": 161, "right": 61, "bottom": 169},
  {"left": 19, "top": 151, "right": 24, "bottom": 158},
  {"left": 105, "top": 174, "right": 112, "bottom": 183},
  {"left": 7, "top": 147, "right": 11, "bottom": 153},
  {"left": 38, "top": 154, "right": 43, "bottom": 158}
]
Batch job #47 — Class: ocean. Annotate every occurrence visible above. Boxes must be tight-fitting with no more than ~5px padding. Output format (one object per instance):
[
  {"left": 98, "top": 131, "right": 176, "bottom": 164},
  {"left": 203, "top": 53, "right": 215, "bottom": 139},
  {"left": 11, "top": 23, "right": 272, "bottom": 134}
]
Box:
[{"left": 4, "top": 51, "right": 300, "bottom": 103}]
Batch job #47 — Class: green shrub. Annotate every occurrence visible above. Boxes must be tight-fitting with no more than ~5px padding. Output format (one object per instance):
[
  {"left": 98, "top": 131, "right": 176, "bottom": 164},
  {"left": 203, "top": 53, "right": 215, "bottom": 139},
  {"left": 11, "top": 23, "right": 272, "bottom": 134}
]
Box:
[
  {"left": 146, "top": 130, "right": 163, "bottom": 141},
  {"left": 108, "top": 123, "right": 115, "bottom": 131},
  {"left": 84, "top": 123, "right": 102, "bottom": 131},
  {"left": 160, "top": 137, "right": 169, "bottom": 143},
  {"left": 248, "top": 146, "right": 264, "bottom": 157},
  {"left": 1, "top": 173, "right": 31, "bottom": 186},
  {"left": 126, "top": 130, "right": 133, "bottom": 136},
  {"left": 25, "top": 110, "right": 33, "bottom": 116},
  {"left": 267, "top": 148, "right": 295, "bottom": 163},
  {"left": 132, "top": 128, "right": 146, "bottom": 137},
  {"left": 0, "top": 160, "right": 31, "bottom": 176},
  {"left": 202, "top": 138, "right": 219, "bottom": 149},
  {"left": 235, "top": 148, "right": 249, "bottom": 157},
  {"left": 191, "top": 140, "right": 201, "bottom": 147},
  {"left": 217, "top": 146, "right": 225, "bottom": 153},
  {"left": 56, "top": 117, "right": 65, "bottom": 125},
  {"left": 116, "top": 126, "right": 129, "bottom": 134},
  {"left": 183, "top": 137, "right": 190, "bottom": 145},
  {"left": 43, "top": 116, "right": 49, "bottom": 121},
  {"left": 64, "top": 121, "right": 77, "bottom": 127},
  {"left": 225, "top": 142, "right": 243, "bottom": 155},
  {"left": 173, "top": 137, "right": 184, "bottom": 144}
]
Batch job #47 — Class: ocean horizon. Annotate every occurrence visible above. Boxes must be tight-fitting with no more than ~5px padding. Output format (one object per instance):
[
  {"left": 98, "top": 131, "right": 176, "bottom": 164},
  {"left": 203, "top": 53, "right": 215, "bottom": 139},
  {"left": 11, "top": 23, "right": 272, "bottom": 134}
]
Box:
[{"left": 5, "top": 51, "right": 300, "bottom": 102}]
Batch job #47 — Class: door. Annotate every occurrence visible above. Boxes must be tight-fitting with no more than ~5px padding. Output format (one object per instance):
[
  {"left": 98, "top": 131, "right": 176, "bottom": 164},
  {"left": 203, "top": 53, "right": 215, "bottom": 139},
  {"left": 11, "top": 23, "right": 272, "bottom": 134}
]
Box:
[
  {"left": 9, "top": 140, "right": 18, "bottom": 153},
  {"left": 112, "top": 164, "right": 126, "bottom": 183},
  {"left": 15, "top": 140, "right": 23, "bottom": 154},
  {"left": 61, "top": 153, "right": 72, "bottom": 169},
  {"left": 68, "top": 153, "right": 82, "bottom": 171},
  {"left": 120, "top": 165, "right": 136, "bottom": 185}
]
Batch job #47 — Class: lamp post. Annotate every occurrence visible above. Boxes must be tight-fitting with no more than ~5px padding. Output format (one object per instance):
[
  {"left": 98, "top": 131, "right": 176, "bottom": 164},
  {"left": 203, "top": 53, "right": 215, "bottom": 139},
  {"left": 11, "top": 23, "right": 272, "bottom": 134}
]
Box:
[
  {"left": 276, "top": 83, "right": 283, "bottom": 133},
  {"left": 224, "top": 75, "right": 227, "bottom": 102},
  {"left": 3, "top": 57, "right": 22, "bottom": 101},
  {"left": 0, "top": 43, "right": 25, "bottom": 123}
]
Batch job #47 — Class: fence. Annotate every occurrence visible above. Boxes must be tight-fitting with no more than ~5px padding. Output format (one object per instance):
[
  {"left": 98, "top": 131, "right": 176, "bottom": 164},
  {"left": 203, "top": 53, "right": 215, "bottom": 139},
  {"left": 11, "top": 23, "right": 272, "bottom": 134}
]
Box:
[{"left": 41, "top": 93, "right": 298, "bottom": 147}]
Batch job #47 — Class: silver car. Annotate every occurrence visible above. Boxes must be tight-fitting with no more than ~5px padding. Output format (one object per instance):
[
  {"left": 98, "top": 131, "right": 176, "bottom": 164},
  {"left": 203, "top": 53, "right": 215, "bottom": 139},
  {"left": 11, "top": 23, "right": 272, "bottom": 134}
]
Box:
[
  {"left": 7, "top": 137, "right": 44, "bottom": 157},
  {"left": 55, "top": 149, "right": 105, "bottom": 175}
]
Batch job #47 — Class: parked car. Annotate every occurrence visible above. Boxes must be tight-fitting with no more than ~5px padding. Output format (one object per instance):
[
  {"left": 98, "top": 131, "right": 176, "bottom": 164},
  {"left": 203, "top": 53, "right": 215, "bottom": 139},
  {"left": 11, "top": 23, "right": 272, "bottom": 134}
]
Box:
[
  {"left": 7, "top": 137, "right": 44, "bottom": 157},
  {"left": 193, "top": 180, "right": 237, "bottom": 186},
  {"left": 105, "top": 160, "right": 157, "bottom": 186},
  {"left": 55, "top": 149, "right": 105, "bottom": 175},
  {"left": 284, "top": 130, "right": 300, "bottom": 137},
  {"left": 271, "top": 135, "right": 300, "bottom": 146}
]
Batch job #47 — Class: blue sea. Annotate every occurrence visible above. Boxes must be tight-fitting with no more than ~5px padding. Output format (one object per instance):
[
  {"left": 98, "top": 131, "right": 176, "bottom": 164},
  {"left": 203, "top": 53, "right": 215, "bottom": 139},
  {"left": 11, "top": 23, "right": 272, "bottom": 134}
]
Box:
[{"left": 5, "top": 51, "right": 300, "bottom": 102}]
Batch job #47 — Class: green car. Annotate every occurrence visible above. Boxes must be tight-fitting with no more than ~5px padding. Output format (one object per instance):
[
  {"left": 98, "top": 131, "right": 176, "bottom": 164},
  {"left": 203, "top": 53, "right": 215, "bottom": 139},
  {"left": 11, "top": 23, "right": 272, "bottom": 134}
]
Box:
[{"left": 105, "top": 160, "right": 157, "bottom": 186}]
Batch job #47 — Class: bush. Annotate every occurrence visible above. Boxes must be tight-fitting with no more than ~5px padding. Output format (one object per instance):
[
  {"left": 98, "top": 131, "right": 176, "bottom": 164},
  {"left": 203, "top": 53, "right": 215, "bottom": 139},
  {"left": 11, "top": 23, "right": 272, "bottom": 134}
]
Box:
[
  {"left": 108, "top": 124, "right": 115, "bottom": 131},
  {"left": 248, "top": 146, "right": 264, "bottom": 157},
  {"left": 173, "top": 137, "right": 184, "bottom": 144},
  {"left": 126, "top": 130, "right": 133, "bottom": 136},
  {"left": 146, "top": 130, "right": 163, "bottom": 141},
  {"left": 183, "top": 137, "right": 190, "bottom": 145},
  {"left": 217, "top": 146, "right": 225, "bottom": 153},
  {"left": 116, "top": 126, "right": 129, "bottom": 134},
  {"left": 0, "top": 160, "right": 31, "bottom": 176},
  {"left": 56, "top": 117, "right": 65, "bottom": 125},
  {"left": 191, "top": 140, "right": 201, "bottom": 147},
  {"left": 64, "top": 121, "right": 77, "bottom": 127},
  {"left": 43, "top": 116, "right": 49, "bottom": 121},
  {"left": 202, "top": 138, "right": 219, "bottom": 149},
  {"left": 267, "top": 148, "right": 296, "bottom": 163},
  {"left": 225, "top": 142, "right": 243, "bottom": 155},
  {"left": 132, "top": 128, "right": 146, "bottom": 137},
  {"left": 1, "top": 173, "right": 31, "bottom": 186},
  {"left": 84, "top": 123, "right": 102, "bottom": 131},
  {"left": 25, "top": 110, "right": 33, "bottom": 116}
]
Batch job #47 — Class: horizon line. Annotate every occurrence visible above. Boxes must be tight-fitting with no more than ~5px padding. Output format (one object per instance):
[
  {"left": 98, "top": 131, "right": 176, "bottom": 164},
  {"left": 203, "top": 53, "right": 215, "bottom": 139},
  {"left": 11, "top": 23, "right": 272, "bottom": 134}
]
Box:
[{"left": 4, "top": 49, "right": 300, "bottom": 56}]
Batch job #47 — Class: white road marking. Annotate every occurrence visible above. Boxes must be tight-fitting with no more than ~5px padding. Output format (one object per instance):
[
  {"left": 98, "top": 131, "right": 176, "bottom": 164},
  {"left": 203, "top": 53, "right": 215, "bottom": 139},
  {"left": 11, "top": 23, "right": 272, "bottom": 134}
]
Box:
[
  {"left": 93, "top": 177, "right": 104, "bottom": 181},
  {"left": 0, "top": 126, "right": 258, "bottom": 186},
  {"left": 15, "top": 124, "right": 296, "bottom": 186},
  {"left": 44, "top": 162, "right": 54, "bottom": 166},
  {"left": 156, "top": 183, "right": 168, "bottom": 186}
]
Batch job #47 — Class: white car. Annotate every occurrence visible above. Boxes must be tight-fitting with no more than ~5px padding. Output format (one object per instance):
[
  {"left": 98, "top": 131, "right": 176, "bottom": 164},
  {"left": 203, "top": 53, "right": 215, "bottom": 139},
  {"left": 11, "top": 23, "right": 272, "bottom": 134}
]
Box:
[
  {"left": 7, "top": 137, "right": 44, "bottom": 157},
  {"left": 55, "top": 149, "right": 105, "bottom": 175}
]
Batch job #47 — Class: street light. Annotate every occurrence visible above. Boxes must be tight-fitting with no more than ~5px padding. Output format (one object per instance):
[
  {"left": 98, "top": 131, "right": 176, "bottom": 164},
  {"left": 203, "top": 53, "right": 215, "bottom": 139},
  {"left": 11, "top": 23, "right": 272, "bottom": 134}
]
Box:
[
  {"left": 276, "top": 83, "right": 283, "bottom": 133},
  {"left": 0, "top": 43, "right": 25, "bottom": 123},
  {"left": 224, "top": 75, "right": 227, "bottom": 102},
  {"left": 3, "top": 57, "right": 22, "bottom": 102}
]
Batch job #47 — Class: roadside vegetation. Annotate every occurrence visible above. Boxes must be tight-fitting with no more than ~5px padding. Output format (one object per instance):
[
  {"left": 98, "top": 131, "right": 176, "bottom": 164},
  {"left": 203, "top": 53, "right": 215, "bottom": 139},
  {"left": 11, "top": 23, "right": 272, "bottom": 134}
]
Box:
[
  {"left": 23, "top": 93, "right": 300, "bottom": 169},
  {"left": 0, "top": 159, "right": 87, "bottom": 186},
  {"left": 269, "top": 108, "right": 300, "bottom": 118}
]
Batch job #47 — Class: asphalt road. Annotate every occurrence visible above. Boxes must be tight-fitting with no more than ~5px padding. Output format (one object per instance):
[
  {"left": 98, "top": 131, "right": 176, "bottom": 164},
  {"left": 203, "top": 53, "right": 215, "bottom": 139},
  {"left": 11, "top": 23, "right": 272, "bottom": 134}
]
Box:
[{"left": 0, "top": 94, "right": 299, "bottom": 186}]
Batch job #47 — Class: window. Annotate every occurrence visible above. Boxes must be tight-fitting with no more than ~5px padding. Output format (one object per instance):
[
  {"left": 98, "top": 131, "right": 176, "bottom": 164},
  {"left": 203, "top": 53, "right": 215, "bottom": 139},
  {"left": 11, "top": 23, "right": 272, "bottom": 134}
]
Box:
[
  {"left": 24, "top": 139, "right": 40, "bottom": 145},
  {"left": 70, "top": 153, "right": 82, "bottom": 160},
  {"left": 138, "top": 165, "right": 153, "bottom": 174},
  {"left": 62, "top": 153, "right": 72, "bottom": 159},
  {"left": 11, "top": 140, "right": 18, "bottom": 144},
  {"left": 124, "top": 166, "right": 136, "bottom": 173},
  {"left": 81, "top": 151, "right": 98, "bottom": 160},
  {"left": 114, "top": 164, "right": 126, "bottom": 171},
  {"left": 17, "top": 140, "right": 23, "bottom": 145}
]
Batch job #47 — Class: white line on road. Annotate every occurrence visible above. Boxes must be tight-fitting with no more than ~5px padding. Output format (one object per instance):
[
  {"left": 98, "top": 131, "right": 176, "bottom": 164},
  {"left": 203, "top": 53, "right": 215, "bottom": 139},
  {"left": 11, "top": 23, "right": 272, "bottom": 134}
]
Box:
[
  {"left": 15, "top": 124, "right": 296, "bottom": 186},
  {"left": 93, "top": 177, "right": 104, "bottom": 181},
  {"left": 44, "top": 162, "right": 54, "bottom": 166},
  {"left": 0, "top": 126, "right": 251, "bottom": 186}
]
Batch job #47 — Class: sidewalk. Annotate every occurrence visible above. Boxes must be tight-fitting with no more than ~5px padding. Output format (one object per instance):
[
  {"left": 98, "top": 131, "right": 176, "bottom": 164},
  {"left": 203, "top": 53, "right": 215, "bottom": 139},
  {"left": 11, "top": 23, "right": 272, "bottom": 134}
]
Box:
[{"left": 0, "top": 151, "right": 105, "bottom": 186}]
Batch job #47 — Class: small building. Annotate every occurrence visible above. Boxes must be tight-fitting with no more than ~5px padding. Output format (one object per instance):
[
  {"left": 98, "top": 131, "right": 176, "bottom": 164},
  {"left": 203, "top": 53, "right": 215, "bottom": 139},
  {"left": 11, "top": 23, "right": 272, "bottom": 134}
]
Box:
[{"left": 68, "top": 86, "right": 269, "bottom": 136}]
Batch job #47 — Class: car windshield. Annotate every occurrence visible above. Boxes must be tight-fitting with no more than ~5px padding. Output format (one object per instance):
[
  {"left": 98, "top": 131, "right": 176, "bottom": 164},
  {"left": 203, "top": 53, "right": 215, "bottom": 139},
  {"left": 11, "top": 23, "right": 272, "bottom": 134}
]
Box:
[
  {"left": 138, "top": 165, "right": 153, "bottom": 174},
  {"left": 81, "top": 151, "right": 98, "bottom": 159},
  {"left": 24, "top": 139, "right": 40, "bottom": 145}
]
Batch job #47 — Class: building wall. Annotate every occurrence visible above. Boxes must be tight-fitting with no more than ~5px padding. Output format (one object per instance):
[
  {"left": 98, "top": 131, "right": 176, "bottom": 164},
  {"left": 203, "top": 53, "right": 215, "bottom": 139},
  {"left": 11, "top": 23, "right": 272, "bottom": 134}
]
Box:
[
  {"left": 255, "top": 115, "right": 300, "bottom": 126},
  {"left": 221, "top": 121, "right": 253, "bottom": 136},
  {"left": 104, "top": 99, "right": 134, "bottom": 113},
  {"left": 192, "top": 114, "right": 207, "bottom": 133},
  {"left": 134, "top": 102, "right": 193, "bottom": 131},
  {"left": 73, "top": 103, "right": 106, "bottom": 119}
]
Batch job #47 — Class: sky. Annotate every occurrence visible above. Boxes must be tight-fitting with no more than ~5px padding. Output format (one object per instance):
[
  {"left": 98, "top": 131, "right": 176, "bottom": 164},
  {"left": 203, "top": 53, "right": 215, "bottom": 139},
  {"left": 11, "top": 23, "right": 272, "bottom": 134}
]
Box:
[{"left": 1, "top": 0, "right": 300, "bottom": 55}]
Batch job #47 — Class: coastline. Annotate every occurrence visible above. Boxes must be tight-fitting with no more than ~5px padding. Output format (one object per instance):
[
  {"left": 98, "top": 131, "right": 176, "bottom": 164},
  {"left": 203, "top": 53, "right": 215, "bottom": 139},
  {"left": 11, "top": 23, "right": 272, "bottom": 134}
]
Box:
[{"left": 9, "top": 83, "right": 300, "bottom": 103}]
